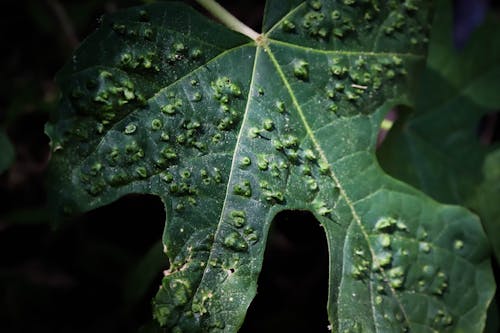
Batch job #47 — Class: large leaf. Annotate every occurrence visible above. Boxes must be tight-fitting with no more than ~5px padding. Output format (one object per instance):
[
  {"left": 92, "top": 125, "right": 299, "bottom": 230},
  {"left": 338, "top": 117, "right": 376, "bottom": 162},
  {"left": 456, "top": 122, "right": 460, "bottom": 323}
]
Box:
[
  {"left": 46, "top": 1, "right": 494, "bottom": 332},
  {"left": 377, "top": 0, "right": 500, "bottom": 261}
]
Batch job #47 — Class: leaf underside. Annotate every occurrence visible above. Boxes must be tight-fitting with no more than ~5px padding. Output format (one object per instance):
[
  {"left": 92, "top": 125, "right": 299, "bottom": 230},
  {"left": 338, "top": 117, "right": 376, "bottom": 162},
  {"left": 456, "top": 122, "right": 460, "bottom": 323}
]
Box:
[{"left": 46, "top": 1, "right": 494, "bottom": 332}]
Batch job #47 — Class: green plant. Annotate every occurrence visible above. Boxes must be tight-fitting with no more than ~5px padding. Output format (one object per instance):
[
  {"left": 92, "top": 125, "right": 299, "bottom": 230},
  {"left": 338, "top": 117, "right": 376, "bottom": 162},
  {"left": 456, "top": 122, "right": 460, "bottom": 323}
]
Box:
[{"left": 45, "top": 0, "right": 498, "bottom": 332}]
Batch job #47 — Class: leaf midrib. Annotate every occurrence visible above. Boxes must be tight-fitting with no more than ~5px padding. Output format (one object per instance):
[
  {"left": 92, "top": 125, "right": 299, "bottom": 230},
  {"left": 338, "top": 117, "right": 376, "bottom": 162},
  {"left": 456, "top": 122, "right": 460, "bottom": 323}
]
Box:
[{"left": 267, "top": 39, "right": 425, "bottom": 58}]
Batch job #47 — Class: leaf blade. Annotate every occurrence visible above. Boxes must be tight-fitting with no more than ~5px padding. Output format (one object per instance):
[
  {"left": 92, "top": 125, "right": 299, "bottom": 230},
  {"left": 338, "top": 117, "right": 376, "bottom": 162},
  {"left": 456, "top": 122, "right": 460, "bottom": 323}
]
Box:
[{"left": 46, "top": 1, "right": 495, "bottom": 332}]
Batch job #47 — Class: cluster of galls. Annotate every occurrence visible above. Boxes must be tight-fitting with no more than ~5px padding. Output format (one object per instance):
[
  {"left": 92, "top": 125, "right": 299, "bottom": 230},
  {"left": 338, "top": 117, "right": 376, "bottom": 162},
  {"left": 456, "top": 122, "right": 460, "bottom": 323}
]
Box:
[
  {"left": 111, "top": 7, "right": 204, "bottom": 78},
  {"left": 280, "top": 0, "right": 428, "bottom": 48},
  {"left": 348, "top": 216, "right": 460, "bottom": 330},
  {"left": 69, "top": 69, "right": 146, "bottom": 124},
  {"left": 76, "top": 66, "right": 248, "bottom": 200},
  {"left": 291, "top": 53, "right": 407, "bottom": 117}
]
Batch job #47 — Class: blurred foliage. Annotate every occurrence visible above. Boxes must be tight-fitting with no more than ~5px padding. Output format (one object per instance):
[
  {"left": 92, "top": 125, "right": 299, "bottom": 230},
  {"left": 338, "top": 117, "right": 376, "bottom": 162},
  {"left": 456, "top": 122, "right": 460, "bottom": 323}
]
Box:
[{"left": 0, "top": 129, "right": 14, "bottom": 174}]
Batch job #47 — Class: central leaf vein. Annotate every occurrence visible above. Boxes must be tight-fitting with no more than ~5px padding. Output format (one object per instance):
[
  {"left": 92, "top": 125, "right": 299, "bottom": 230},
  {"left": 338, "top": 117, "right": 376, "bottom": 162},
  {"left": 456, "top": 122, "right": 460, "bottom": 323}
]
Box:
[{"left": 267, "top": 39, "right": 425, "bottom": 58}]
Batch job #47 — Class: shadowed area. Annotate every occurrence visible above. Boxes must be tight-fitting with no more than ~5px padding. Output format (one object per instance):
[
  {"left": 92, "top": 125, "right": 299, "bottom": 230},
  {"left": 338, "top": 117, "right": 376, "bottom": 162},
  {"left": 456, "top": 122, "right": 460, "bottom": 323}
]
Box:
[
  {"left": 240, "top": 210, "right": 329, "bottom": 333},
  {"left": 0, "top": 194, "right": 165, "bottom": 333}
]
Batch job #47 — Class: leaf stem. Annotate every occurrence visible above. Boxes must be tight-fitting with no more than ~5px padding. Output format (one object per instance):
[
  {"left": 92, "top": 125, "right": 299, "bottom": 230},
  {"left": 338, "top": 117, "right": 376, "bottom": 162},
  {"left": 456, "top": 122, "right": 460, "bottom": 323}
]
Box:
[{"left": 196, "top": 0, "right": 260, "bottom": 41}]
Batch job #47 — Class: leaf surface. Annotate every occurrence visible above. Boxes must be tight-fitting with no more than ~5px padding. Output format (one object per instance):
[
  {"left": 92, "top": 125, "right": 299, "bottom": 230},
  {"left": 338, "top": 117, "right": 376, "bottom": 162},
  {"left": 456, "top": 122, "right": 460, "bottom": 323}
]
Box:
[
  {"left": 46, "top": 1, "right": 494, "bottom": 332},
  {"left": 377, "top": 0, "right": 500, "bottom": 262}
]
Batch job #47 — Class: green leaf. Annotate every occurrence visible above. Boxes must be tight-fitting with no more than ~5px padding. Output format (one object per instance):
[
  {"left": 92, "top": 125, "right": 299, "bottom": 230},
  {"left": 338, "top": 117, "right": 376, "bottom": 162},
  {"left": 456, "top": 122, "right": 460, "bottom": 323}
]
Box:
[
  {"left": 0, "top": 129, "right": 14, "bottom": 174},
  {"left": 46, "top": 1, "right": 494, "bottom": 332},
  {"left": 377, "top": 1, "right": 500, "bottom": 262}
]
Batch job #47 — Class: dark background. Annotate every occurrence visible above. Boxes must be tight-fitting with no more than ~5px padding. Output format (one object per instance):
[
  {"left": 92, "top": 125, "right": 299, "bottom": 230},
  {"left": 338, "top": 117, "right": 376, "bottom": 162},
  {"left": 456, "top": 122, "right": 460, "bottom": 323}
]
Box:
[{"left": 0, "top": 1, "right": 498, "bottom": 332}]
